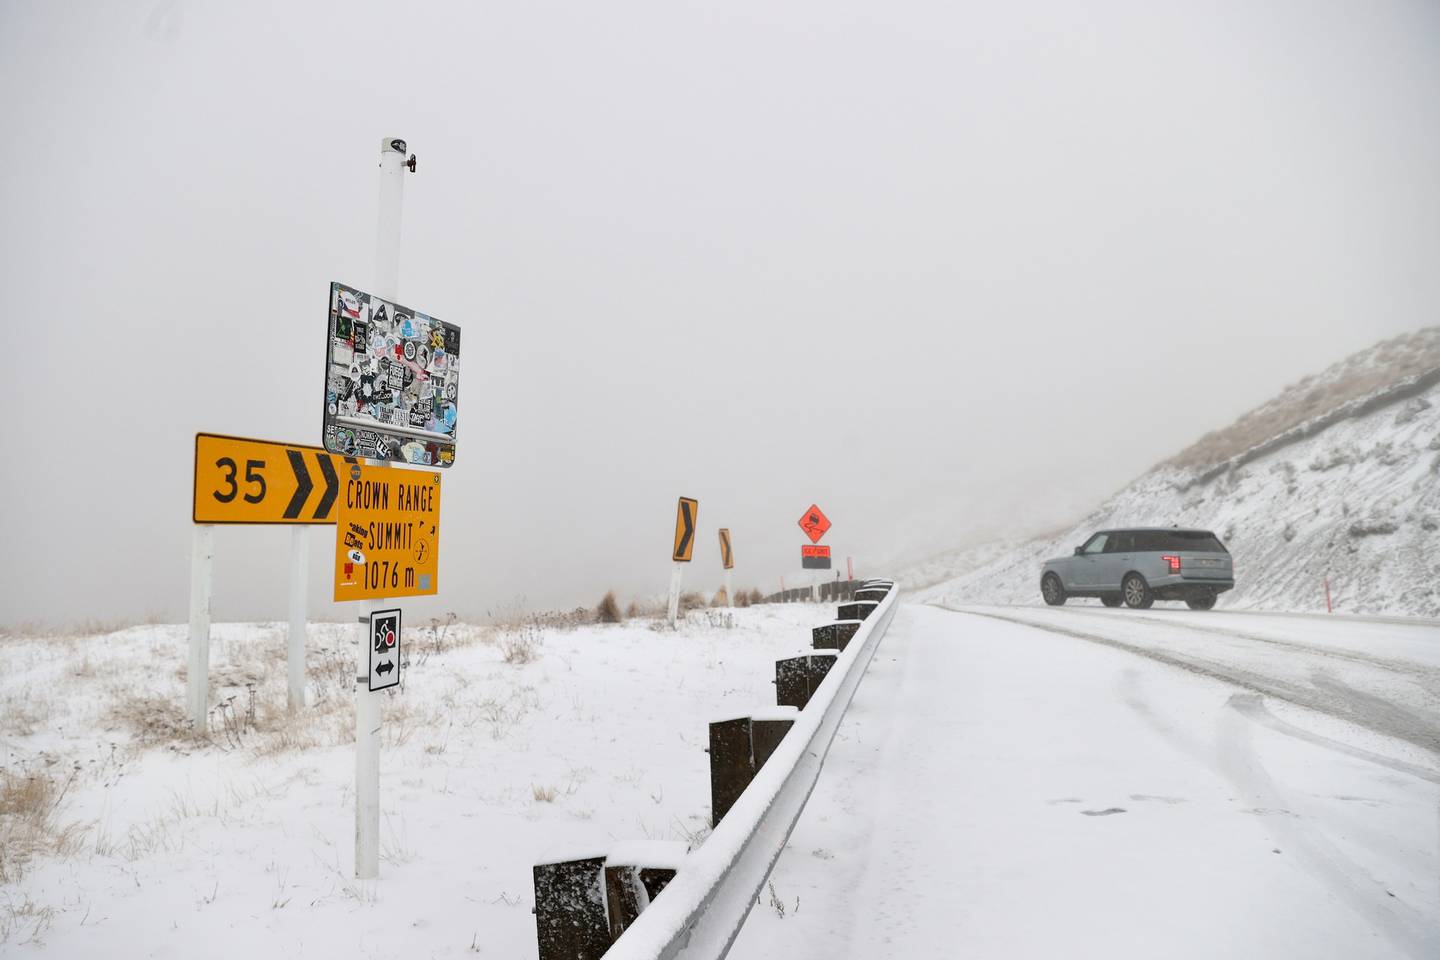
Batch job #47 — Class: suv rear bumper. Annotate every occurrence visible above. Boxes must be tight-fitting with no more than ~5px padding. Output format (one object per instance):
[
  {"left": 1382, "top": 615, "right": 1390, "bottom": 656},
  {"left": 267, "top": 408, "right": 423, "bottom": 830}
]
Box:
[{"left": 1150, "top": 577, "right": 1234, "bottom": 600}]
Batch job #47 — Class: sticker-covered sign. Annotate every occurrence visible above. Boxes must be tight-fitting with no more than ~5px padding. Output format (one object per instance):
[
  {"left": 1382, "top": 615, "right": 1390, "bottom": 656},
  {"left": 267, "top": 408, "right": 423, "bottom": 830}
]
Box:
[
  {"left": 369, "top": 608, "right": 401, "bottom": 691},
  {"left": 323, "top": 282, "right": 460, "bottom": 468},
  {"left": 333, "top": 465, "right": 441, "bottom": 601},
  {"left": 798, "top": 504, "right": 831, "bottom": 544},
  {"left": 801, "top": 544, "right": 832, "bottom": 569},
  {"left": 672, "top": 497, "right": 698, "bottom": 562},
  {"left": 719, "top": 528, "right": 734, "bottom": 570},
  {"left": 193, "top": 433, "right": 354, "bottom": 524}
]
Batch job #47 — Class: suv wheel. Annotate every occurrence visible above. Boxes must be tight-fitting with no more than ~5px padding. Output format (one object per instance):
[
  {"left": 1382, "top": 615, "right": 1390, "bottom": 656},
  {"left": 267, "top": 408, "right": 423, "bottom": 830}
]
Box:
[
  {"left": 1122, "top": 574, "right": 1154, "bottom": 609},
  {"left": 1041, "top": 574, "right": 1067, "bottom": 606},
  {"left": 1186, "top": 594, "right": 1216, "bottom": 611},
  {"left": 1100, "top": 595, "right": 1122, "bottom": 608}
]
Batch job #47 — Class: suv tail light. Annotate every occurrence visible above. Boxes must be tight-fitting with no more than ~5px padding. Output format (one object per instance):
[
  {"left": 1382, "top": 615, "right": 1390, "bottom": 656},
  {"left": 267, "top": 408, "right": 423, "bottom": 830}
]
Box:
[{"left": 1162, "top": 554, "right": 1181, "bottom": 573}]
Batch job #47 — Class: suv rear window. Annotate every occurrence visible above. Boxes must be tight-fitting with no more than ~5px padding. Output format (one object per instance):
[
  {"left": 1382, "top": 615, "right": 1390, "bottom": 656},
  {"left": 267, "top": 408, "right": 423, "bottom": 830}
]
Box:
[{"left": 1130, "top": 530, "right": 1227, "bottom": 553}]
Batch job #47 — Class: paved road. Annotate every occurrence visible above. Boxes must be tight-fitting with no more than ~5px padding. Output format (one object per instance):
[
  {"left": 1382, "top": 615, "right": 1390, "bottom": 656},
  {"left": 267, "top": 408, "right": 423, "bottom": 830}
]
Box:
[{"left": 734, "top": 604, "right": 1440, "bottom": 960}]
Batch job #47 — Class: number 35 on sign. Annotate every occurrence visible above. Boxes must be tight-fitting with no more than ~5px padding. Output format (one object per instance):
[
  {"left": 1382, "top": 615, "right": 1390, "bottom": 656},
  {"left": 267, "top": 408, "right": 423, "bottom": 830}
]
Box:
[{"left": 333, "top": 465, "right": 442, "bottom": 601}]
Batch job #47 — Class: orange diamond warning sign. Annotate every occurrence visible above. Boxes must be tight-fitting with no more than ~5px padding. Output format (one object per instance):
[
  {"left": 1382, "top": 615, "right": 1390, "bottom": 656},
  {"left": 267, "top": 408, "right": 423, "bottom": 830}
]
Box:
[{"left": 797, "top": 504, "right": 831, "bottom": 544}]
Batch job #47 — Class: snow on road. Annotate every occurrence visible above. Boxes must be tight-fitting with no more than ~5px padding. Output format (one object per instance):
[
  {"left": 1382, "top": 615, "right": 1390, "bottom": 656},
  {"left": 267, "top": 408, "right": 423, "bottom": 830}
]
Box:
[{"left": 734, "top": 604, "right": 1439, "bottom": 960}]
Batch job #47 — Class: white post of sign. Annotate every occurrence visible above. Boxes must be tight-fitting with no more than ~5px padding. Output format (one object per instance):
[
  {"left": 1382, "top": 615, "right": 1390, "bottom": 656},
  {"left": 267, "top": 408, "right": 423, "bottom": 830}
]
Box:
[
  {"left": 287, "top": 525, "right": 309, "bottom": 712},
  {"left": 356, "top": 135, "right": 409, "bottom": 882},
  {"left": 723, "top": 569, "right": 733, "bottom": 609},
  {"left": 666, "top": 562, "right": 684, "bottom": 626},
  {"left": 186, "top": 524, "right": 215, "bottom": 731}
]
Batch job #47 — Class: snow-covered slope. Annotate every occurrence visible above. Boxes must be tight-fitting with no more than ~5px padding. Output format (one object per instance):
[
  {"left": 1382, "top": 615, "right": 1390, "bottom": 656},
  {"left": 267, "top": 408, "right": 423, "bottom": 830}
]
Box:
[{"left": 908, "top": 328, "right": 1440, "bottom": 617}]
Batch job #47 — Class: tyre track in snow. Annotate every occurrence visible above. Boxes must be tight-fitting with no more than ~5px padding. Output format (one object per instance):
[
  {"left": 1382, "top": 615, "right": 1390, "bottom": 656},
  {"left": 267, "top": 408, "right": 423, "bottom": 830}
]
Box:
[
  {"left": 943, "top": 606, "right": 1440, "bottom": 756},
  {"left": 1044, "top": 606, "right": 1440, "bottom": 688},
  {"left": 1117, "top": 670, "right": 1437, "bottom": 960}
]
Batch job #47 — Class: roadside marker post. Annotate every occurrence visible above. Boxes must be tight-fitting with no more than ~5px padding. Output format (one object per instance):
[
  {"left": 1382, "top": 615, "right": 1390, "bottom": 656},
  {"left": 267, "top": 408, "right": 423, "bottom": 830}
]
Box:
[
  {"left": 668, "top": 497, "right": 698, "bottom": 626},
  {"left": 719, "top": 528, "right": 734, "bottom": 608}
]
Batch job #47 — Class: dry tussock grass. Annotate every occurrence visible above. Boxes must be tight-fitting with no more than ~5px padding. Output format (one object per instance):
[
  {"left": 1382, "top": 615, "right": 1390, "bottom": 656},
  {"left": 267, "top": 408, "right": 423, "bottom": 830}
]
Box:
[
  {"left": 0, "top": 768, "right": 80, "bottom": 886},
  {"left": 596, "top": 591, "right": 623, "bottom": 623},
  {"left": 0, "top": 892, "right": 58, "bottom": 946},
  {"left": 0, "top": 691, "right": 51, "bottom": 738},
  {"left": 106, "top": 694, "right": 194, "bottom": 744},
  {"left": 1167, "top": 327, "right": 1440, "bottom": 470}
]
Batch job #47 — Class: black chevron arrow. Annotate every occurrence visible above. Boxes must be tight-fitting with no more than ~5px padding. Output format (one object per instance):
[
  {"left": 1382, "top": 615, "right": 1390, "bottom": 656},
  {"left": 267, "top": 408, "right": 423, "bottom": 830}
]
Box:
[
  {"left": 284, "top": 450, "right": 312, "bottom": 519},
  {"left": 675, "top": 500, "right": 695, "bottom": 560},
  {"left": 314, "top": 454, "right": 340, "bottom": 520}
]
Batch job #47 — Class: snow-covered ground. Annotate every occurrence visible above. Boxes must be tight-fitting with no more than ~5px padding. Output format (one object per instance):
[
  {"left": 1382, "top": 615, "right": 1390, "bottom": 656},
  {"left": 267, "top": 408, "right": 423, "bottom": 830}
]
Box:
[
  {"left": 734, "top": 604, "right": 1440, "bottom": 959},
  {"left": 0, "top": 604, "right": 827, "bottom": 955}
]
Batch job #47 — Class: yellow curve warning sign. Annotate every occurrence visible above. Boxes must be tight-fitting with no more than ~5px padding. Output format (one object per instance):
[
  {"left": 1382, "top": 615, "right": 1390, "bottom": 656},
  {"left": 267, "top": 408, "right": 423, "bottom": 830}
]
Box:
[
  {"left": 193, "top": 433, "right": 351, "bottom": 524},
  {"left": 672, "top": 497, "right": 698, "bottom": 562},
  {"left": 333, "top": 465, "right": 441, "bottom": 601}
]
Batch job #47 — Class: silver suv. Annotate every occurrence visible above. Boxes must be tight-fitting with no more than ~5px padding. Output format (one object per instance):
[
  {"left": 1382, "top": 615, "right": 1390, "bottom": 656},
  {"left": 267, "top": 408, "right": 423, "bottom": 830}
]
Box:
[{"left": 1040, "top": 528, "right": 1234, "bottom": 610}]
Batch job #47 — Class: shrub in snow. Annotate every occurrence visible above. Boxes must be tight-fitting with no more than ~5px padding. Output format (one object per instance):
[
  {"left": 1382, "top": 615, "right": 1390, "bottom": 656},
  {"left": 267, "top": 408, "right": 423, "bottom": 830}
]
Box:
[
  {"left": 1368, "top": 441, "right": 1408, "bottom": 466},
  {"left": 1394, "top": 396, "right": 1431, "bottom": 426},
  {"left": 1347, "top": 518, "right": 1399, "bottom": 537},
  {"left": 596, "top": 591, "right": 623, "bottom": 624},
  {"left": 1309, "top": 444, "right": 1357, "bottom": 471}
]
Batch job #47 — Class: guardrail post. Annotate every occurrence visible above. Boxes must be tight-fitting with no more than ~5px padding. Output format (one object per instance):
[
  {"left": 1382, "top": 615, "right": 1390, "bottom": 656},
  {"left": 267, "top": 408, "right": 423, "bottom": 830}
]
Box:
[
  {"left": 533, "top": 856, "right": 611, "bottom": 960},
  {"left": 775, "top": 652, "right": 838, "bottom": 709},
  {"left": 709, "top": 712, "right": 797, "bottom": 825},
  {"left": 604, "top": 862, "right": 679, "bottom": 942},
  {"left": 812, "top": 619, "right": 862, "bottom": 651},
  {"left": 533, "top": 849, "right": 684, "bottom": 959},
  {"left": 838, "top": 600, "right": 880, "bottom": 621}
]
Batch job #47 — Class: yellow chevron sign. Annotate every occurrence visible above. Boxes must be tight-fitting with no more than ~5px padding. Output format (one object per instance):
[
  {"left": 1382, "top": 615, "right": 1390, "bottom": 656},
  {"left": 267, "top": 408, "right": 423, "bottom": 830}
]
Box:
[
  {"left": 673, "top": 497, "right": 698, "bottom": 562},
  {"left": 193, "top": 433, "right": 350, "bottom": 524}
]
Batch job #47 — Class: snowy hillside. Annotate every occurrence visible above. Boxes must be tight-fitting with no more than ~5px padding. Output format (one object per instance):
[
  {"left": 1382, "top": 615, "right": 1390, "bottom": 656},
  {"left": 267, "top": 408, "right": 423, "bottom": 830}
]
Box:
[{"left": 909, "top": 328, "right": 1440, "bottom": 617}]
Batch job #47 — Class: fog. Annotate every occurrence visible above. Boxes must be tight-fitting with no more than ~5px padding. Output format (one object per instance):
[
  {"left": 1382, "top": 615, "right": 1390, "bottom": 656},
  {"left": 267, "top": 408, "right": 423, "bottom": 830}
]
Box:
[{"left": 2, "top": 0, "right": 1437, "bottom": 626}]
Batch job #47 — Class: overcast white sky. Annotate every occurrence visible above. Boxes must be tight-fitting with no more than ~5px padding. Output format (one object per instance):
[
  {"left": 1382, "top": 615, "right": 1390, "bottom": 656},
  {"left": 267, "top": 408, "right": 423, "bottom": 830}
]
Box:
[{"left": 2, "top": 0, "right": 1437, "bottom": 626}]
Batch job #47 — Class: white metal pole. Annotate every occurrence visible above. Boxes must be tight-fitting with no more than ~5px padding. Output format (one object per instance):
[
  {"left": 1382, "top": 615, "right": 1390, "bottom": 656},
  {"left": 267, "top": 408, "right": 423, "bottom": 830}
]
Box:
[
  {"left": 723, "top": 569, "right": 733, "bottom": 609},
  {"left": 287, "top": 525, "right": 309, "bottom": 712},
  {"left": 356, "top": 135, "right": 408, "bottom": 882},
  {"left": 186, "top": 524, "right": 215, "bottom": 732},
  {"left": 666, "top": 562, "right": 684, "bottom": 626}
]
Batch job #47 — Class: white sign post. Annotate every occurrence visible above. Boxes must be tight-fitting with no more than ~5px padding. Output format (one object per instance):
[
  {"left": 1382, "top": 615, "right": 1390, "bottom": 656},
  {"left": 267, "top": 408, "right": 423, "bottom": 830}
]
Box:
[
  {"left": 186, "top": 524, "right": 214, "bottom": 730},
  {"left": 666, "top": 562, "right": 684, "bottom": 626},
  {"left": 355, "top": 135, "right": 411, "bottom": 882},
  {"left": 287, "top": 526, "right": 309, "bottom": 711}
]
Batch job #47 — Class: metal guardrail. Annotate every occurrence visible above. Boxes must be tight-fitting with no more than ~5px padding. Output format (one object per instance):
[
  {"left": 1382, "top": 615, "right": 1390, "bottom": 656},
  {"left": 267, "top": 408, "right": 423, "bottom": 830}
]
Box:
[{"left": 600, "top": 581, "right": 900, "bottom": 960}]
